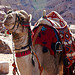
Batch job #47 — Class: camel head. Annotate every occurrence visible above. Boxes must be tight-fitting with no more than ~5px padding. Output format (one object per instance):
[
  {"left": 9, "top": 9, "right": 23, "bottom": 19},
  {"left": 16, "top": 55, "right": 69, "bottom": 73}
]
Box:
[{"left": 3, "top": 10, "right": 32, "bottom": 33}]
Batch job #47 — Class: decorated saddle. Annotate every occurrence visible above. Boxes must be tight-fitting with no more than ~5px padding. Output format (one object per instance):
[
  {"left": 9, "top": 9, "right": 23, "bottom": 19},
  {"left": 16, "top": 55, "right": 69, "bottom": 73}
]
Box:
[
  {"left": 32, "top": 11, "right": 75, "bottom": 75},
  {"left": 46, "top": 11, "right": 75, "bottom": 75},
  {"left": 32, "top": 24, "right": 61, "bottom": 55}
]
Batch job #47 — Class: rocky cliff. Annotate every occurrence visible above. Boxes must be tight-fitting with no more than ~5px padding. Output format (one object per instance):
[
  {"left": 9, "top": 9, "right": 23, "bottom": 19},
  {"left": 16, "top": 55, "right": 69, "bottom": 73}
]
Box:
[
  {"left": 0, "top": 39, "right": 11, "bottom": 53},
  {"left": 0, "top": 0, "right": 75, "bottom": 25},
  {"left": 0, "top": 6, "right": 11, "bottom": 33}
]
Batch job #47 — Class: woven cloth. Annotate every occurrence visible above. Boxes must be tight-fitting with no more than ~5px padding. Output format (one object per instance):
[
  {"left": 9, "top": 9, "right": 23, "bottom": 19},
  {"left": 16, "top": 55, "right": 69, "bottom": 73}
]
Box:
[
  {"left": 32, "top": 25, "right": 59, "bottom": 55},
  {"left": 47, "top": 11, "right": 75, "bottom": 75}
]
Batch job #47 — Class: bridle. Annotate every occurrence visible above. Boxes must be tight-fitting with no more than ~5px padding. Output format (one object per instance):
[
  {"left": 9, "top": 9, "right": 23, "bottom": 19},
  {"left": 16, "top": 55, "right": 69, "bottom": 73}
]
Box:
[
  {"left": 10, "top": 13, "right": 32, "bottom": 52},
  {"left": 10, "top": 13, "right": 32, "bottom": 75},
  {"left": 8, "top": 12, "right": 43, "bottom": 75}
]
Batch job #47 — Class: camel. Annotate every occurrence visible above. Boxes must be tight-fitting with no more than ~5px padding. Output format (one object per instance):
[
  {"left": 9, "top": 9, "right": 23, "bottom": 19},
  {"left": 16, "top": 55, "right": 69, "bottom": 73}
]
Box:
[
  {"left": 3, "top": 9, "right": 75, "bottom": 75},
  {"left": 3, "top": 10, "right": 64, "bottom": 75},
  {"left": 3, "top": 10, "right": 40, "bottom": 75},
  {"left": 32, "top": 10, "right": 63, "bottom": 75},
  {"left": 32, "top": 10, "right": 75, "bottom": 75}
]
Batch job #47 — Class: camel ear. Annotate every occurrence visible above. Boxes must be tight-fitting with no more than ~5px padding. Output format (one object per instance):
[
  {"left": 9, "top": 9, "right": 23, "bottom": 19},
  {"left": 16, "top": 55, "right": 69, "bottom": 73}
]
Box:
[
  {"left": 19, "top": 10, "right": 32, "bottom": 22},
  {"left": 19, "top": 10, "right": 29, "bottom": 19},
  {"left": 18, "top": 13, "right": 25, "bottom": 21},
  {"left": 28, "top": 14, "right": 32, "bottom": 22}
]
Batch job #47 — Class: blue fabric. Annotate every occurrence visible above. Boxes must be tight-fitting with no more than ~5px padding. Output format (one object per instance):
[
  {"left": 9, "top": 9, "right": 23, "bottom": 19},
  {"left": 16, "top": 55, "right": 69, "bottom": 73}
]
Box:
[
  {"left": 41, "top": 26, "right": 47, "bottom": 31},
  {"left": 52, "top": 27, "right": 60, "bottom": 41}
]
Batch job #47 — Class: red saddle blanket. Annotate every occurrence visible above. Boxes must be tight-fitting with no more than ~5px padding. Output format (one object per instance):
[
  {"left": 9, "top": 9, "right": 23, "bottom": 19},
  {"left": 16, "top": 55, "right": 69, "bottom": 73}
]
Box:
[{"left": 32, "top": 25, "right": 58, "bottom": 55}]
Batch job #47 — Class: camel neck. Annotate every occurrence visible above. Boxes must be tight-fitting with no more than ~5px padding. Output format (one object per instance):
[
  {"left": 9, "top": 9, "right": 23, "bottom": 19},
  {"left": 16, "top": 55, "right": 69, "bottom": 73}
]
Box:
[{"left": 12, "top": 30, "right": 29, "bottom": 50}]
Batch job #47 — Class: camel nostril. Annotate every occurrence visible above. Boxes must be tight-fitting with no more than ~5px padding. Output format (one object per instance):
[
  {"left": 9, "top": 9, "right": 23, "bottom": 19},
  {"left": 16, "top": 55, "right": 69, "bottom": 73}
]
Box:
[{"left": 4, "top": 21, "right": 8, "bottom": 26}]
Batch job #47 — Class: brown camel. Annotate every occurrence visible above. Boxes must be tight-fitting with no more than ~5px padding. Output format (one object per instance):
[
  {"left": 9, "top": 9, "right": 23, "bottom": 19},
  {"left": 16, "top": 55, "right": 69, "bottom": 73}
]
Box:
[
  {"left": 32, "top": 10, "right": 63, "bottom": 75},
  {"left": 4, "top": 10, "right": 40, "bottom": 75},
  {"left": 32, "top": 10, "right": 75, "bottom": 75},
  {"left": 4, "top": 10, "right": 63, "bottom": 75}
]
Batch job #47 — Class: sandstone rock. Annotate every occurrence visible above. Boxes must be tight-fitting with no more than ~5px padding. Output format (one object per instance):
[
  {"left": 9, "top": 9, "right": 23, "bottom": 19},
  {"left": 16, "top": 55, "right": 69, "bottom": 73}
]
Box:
[
  {"left": 0, "top": 10, "right": 6, "bottom": 32},
  {"left": 0, "top": 5, "right": 11, "bottom": 13},
  {"left": 0, "top": 5, "right": 11, "bottom": 33},
  {"left": 24, "top": 5, "right": 34, "bottom": 14},
  {"left": 0, "top": 5, "right": 6, "bottom": 11},
  {"left": 61, "top": 10, "right": 75, "bottom": 24},
  {"left": 0, "top": 0, "right": 75, "bottom": 24},
  {"left": 0, "top": 0, "right": 8, "bottom": 6},
  {"left": 0, "top": 11, "right": 6, "bottom": 21},
  {"left": 0, "top": 40, "right": 11, "bottom": 54},
  {"left": 0, "top": 61, "right": 9, "bottom": 74},
  {"left": 54, "top": 2, "right": 66, "bottom": 13}
]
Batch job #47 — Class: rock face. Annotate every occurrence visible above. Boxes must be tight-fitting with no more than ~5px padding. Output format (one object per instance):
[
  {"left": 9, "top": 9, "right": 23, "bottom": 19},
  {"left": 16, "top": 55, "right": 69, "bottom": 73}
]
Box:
[
  {"left": 0, "top": 40, "right": 11, "bottom": 54},
  {"left": 0, "top": 61, "right": 9, "bottom": 74},
  {"left": 0, "top": 0, "right": 75, "bottom": 25},
  {"left": 0, "top": 6, "right": 12, "bottom": 54},
  {"left": 0, "top": 5, "right": 11, "bottom": 33}
]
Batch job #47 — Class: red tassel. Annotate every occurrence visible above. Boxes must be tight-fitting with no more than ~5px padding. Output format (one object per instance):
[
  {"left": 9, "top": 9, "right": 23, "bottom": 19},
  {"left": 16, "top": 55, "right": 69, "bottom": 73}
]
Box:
[
  {"left": 67, "top": 68, "right": 69, "bottom": 75},
  {"left": 6, "top": 30, "right": 10, "bottom": 34},
  {"left": 12, "top": 62, "right": 17, "bottom": 75}
]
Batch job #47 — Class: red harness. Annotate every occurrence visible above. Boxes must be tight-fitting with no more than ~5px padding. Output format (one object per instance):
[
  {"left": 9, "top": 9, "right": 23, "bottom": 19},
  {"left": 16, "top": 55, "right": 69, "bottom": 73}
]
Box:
[{"left": 15, "top": 49, "right": 31, "bottom": 57}]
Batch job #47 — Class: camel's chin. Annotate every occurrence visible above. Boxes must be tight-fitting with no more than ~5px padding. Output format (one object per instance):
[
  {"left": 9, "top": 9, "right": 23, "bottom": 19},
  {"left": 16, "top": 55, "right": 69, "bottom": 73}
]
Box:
[
  {"left": 4, "top": 24, "right": 9, "bottom": 27},
  {"left": 4, "top": 23, "right": 11, "bottom": 26}
]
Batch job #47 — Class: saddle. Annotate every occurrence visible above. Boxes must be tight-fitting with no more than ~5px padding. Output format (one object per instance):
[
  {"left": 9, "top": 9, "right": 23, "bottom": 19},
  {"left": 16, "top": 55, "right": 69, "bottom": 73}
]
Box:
[
  {"left": 32, "top": 11, "right": 62, "bottom": 55},
  {"left": 46, "top": 11, "right": 75, "bottom": 66},
  {"left": 32, "top": 11, "right": 75, "bottom": 75}
]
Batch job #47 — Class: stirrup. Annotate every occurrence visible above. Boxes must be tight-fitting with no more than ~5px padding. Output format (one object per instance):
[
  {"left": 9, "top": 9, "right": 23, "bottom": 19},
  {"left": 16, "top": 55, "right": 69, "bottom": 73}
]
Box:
[{"left": 55, "top": 42, "right": 62, "bottom": 52}]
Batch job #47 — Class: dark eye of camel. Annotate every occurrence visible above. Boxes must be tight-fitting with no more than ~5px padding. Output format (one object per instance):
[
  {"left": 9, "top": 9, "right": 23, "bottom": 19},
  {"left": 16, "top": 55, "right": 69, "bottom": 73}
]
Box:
[{"left": 7, "top": 15, "right": 12, "bottom": 19}]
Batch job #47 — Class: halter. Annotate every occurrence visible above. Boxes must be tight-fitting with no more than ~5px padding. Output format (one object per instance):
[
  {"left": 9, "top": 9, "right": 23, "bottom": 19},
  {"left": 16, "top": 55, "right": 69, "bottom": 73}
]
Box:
[
  {"left": 11, "top": 13, "right": 32, "bottom": 75},
  {"left": 15, "top": 22, "right": 32, "bottom": 57},
  {"left": 10, "top": 13, "right": 32, "bottom": 53},
  {"left": 6, "top": 12, "right": 43, "bottom": 75},
  {"left": 11, "top": 14, "right": 21, "bottom": 31}
]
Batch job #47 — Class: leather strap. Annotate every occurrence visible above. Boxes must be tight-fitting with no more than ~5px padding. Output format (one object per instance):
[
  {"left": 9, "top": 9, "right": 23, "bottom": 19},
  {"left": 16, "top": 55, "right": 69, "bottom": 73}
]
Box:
[
  {"left": 15, "top": 49, "right": 31, "bottom": 57},
  {"left": 32, "top": 25, "right": 43, "bottom": 46}
]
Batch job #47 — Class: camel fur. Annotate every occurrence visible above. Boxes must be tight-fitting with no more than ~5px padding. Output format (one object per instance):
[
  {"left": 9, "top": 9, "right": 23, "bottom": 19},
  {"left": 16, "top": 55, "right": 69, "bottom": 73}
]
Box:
[
  {"left": 32, "top": 12, "right": 63, "bottom": 75},
  {"left": 4, "top": 10, "right": 40, "bottom": 75},
  {"left": 4, "top": 10, "right": 63, "bottom": 75}
]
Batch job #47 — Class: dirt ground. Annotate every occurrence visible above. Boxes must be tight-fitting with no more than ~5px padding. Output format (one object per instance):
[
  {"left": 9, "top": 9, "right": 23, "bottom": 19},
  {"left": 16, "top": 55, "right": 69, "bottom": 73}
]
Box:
[{"left": 0, "top": 34, "right": 13, "bottom": 75}]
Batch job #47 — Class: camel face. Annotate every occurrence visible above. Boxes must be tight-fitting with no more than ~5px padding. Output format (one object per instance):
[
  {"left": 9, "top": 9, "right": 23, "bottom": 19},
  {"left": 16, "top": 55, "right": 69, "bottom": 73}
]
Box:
[
  {"left": 4, "top": 10, "right": 32, "bottom": 33},
  {"left": 4, "top": 11, "right": 23, "bottom": 33},
  {"left": 4, "top": 12, "right": 16, "bottom": 30}
]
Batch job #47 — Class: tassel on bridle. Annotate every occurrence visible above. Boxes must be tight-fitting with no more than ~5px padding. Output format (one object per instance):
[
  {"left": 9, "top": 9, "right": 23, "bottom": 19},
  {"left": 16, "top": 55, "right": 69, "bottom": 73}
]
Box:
[{"left": 12, "top": 62, "right": 19, "bottom": 75}]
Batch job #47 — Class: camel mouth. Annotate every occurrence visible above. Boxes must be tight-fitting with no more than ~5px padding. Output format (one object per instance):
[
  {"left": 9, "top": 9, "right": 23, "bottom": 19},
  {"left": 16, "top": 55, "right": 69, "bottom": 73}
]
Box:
[
  {"left": 4, "top": 23, "right": 10, "bottom": 26},
  {"left": 4, "top": 21, "right": 14, "bottom": 26}
]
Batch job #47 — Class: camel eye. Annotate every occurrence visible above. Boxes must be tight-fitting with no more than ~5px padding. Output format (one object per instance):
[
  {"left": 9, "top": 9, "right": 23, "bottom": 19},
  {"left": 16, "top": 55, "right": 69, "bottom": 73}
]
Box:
[
  {"left": 21, "top": 17, "right": 24, "bottom": 21},
  {"left": 7, "top": 15, "right": 13, "bottom": 19}
]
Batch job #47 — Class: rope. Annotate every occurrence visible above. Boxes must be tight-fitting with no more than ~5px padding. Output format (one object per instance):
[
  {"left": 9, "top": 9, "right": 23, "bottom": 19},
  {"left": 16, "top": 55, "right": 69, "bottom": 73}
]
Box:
[
  {"left": 32, "top": 25, "right": 43, "bottom": 46},
  {"left": 12, "top": 34, "right": 19, "bottom": 75},
  {"left": 33, "top": 52, "right": 43, "bottom": 75}
]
